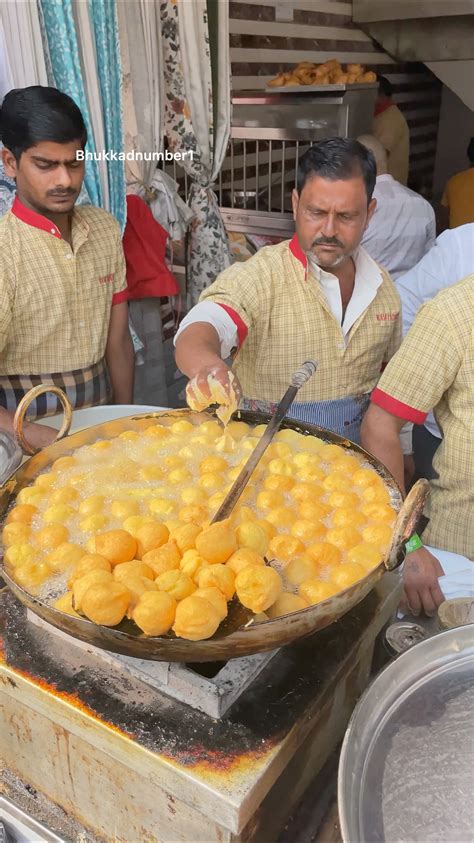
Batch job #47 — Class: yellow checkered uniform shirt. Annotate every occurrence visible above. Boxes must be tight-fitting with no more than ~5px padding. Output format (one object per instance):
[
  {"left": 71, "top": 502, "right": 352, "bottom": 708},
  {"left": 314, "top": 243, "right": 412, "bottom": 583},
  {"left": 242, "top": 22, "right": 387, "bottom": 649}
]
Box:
[
  {"left": 372, "top": 276, "right": 474, "bottom": 559},
  {"left": 0, "top": 198, "right": 128, "bottom": 375},
  {"left": 199, "top": 236, "right": 401, "bottom": 404}
]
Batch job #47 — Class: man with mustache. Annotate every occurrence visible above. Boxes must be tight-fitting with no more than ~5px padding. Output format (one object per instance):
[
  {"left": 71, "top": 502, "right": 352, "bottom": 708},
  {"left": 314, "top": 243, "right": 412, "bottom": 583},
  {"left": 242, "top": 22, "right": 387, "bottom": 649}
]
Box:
[
  {"left": 0, "top": 86, "right": 133, "bottom": 450},
  {"left": 175, "top": 138, "right": 401, "bottom": 441}
]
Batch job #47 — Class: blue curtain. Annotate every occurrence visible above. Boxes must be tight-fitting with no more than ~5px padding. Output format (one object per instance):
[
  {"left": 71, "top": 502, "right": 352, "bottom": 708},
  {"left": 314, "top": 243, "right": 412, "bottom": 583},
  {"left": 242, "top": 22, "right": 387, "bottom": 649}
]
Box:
[
  {"left": 40, "top": 0, "right": 102, "bottom": 208},
  {"left": 39, "top": 0, "right": 126, "bottom": 230},
  {"left": 88, "top": 0, "right": 126, "bottom": 230}
]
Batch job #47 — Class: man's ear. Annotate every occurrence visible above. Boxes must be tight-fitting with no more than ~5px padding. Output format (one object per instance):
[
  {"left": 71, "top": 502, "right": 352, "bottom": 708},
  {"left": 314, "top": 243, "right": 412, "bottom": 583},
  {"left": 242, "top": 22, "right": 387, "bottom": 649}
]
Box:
[
  {"left": 291, "top": 188, "right": 299, "bottom": 220},
  {"left": 2, "top": 147, "right": 18, "bottom": 179},
  {"left": 365, "top": 197, "right": 377, "bottom": 228}
]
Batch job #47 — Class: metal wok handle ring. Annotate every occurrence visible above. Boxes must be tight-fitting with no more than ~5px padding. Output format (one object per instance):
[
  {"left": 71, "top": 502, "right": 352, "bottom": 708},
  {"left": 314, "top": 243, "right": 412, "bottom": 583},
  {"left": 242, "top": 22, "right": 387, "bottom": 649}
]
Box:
[
  {"left": 385, "top": 478, "right": 430, "bottom": 571},
  {"left": 13, "top": 385, "right": 73, "bottom": 456}
]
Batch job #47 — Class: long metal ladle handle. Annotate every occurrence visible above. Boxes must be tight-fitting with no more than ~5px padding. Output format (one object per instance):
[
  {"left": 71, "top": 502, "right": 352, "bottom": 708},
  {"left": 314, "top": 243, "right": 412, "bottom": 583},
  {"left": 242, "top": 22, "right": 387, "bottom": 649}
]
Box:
[{"left": 211, "top": 360, "right": 317, "bottom": 524}]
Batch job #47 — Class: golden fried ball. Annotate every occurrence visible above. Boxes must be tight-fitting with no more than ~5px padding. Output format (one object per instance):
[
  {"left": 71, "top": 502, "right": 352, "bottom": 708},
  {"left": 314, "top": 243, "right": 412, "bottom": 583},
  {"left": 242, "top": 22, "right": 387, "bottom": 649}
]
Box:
[
  {"left": 327, "top": 491, "right": 360, "bottom": 510},
  {"left": 331, "top": 455, "right": 361, "bottom": 474},
  {"left": 149, "top": 498, "right": 176, "bottom": 519},
  {"left": 347, "top": 543, "right": 382, "bottom": 571},
  {"left": 118, "top": 574, "right": 158, "bottom": 611},
  {"left": 267, "top": 458, "right": 293, "bottom": 476},
  {"left": 14, "top": 560, "right": 53, "bottom": 591},
  {"left": 6, "top": 504, "right": 38, "bottom": 525},
  {"left": 139, "top": 465, "right": 164, "bottom": 482},
  {"left": 179, "top": 552, "right": 209, "bottom": 582},
  {"left": 79, "top": 495, "right": 105, "bottom": 517},
  {"left": 236, "top": 521, "right": 268, "bottom": 556},
  {"left": 143, "top": 423, "right": 171, "bottom": 440},
  {"left": 226, "top": 548, "right": 265, "bottom": 576},
  {"left": 34, "top": 472, "right": 57, "bottom": 490},
  {"left": 255, "top": 519, "right": 277, "bottom": 541},
  {"left": 296, "top": 465, "right": 325, "bottom": 484},
  {"left": 4, "top": 543, "right": 36, "bottom": 569},
  {"left": 326, "top": 526, "right": 362, "bottom": 551},
  {"left": 227, "top": 421, "right": 249, "bottom": 440},
  {"left": 352, "top": 468, "right": 379, "bottom": 488},
  {"left": 199, "top": 455, "right": 228, "bottom": 474},
  {"left": 34, "top": 524, "right": 69, "bottom": 551},
  {"left": 256, "top": 490, "right": 285, "bottom": 511},
  {"left": 322, "top": 473, "right": 348, "bottom": 493},
  {"left": 47, "top": 542, "right": 85, "bottom": 572},
  {"left": 169, "top": 468, "right": 193, "bottom": 485},
  {"left": 306, "top": 541, "right": 341, "bottom": 568},
  {"left": 361, "top": 503, "right": 396, "bottom": 524},
  {"left": 263, "top": 474, "right": 295, "bottom": 493},
  {"left": 72, "top": 569, "right": 114, "bottom": 612},
  {"left": 197, "top": 563, "right": 235, "bottom": 600},
  {"left": 297, "top": 500, "right": 330, "bottom": 521},
  {"left": 171, "top": 419, "right": 194, "bottom": 435},
  {"left": 171, "top": 523, "right": 202, "bottom": 554},
  {"left": 178, "top": 505, "right": 208, "bottom": 525},
  {"left": 173, "top": 595, "right": 221, "bottom": 640},
  {"left": 180, "top": 486, "right": 207, "bottom": 506},
  {"left": 132, "top": 591, "right": 177, "bottom": 635},
  {"left": 134, "top": 522, "right": 170, "bottom": 558},
  {"left": 361, "top": 484, "right": 390, "bottom": 506},
  {"left": 292, "top": 451, "right": 320, "bottom": 470},
  {"left": 81, "top": 581, "right": 130, "bottom": 626},
  {"left": 122, "top": 515, "right": 155, "bottom": 536},
  {"left": 268, "top": 534, "right": 305, "bottom": 562},
  {"left": 80, "top": 514, "right": 108, "bottom": 533},
  {"left": 361, "top": 523, "right": 392, "bottom": 552},
  {"left": 289, "top": 482, "right": 321, "bottom": 503},
  {"left": 266, "top": 592, "right": 308, "bottom": 618},
  {"left": 331, "top": 562, "right": 366, "bottom": 590},
  {"left": 119, "top": 429, "right": 140, "bottom": 441},
  {"left": 195, "top": 521, "right": 237, "bottom": 564},
  {"left": 299, "top": 579, "right": 337, "bottom": 604},
  {"left": 2, "top": 522, "right": 31, "bottom": 547},
  {"left": 193, "top": 587, "right": 228, "bottom": 622},
  {"left": 53, "top": 591, "right": 80, "bottom": 617},
  {"left": 274, "top": 428, "right": 304, "bottom": 446},
  {"left": 52, "top": 456, "right": 77, "bottom": 472},
  {"left": 49, "top": 486, "right": 79, "bottom": 506},
  {"left": 111, "top": 499, "right": 140, "bottom": 520},
  {"left": 319, "top": 444, "right": 343, "bottom": 462},
  {"left": 265, "top": 441, "right": 292, "bottom": 460},
  {"left": 265, "top": 506, "right": 296, "bottom": 530},
  {"left": 199, "top": 472, "right": 224, "bottom": 493},
  {"left": 142, "top": 540, "right": 181, "bottom": 576},
  {"left": 285, "top": 556, "right": 320, "bottom": 585},
  {"left": 17, "top": 487, "right": 45, "bottom": 506},
  {"left": 332, "top": 508, "right": 366, "bottom": 529},
  {"left": 89, "top": 439, "right": 113, "bottom": 453},
  {"left": 291, "top": 519, "right": 326, "bottom": 543},
  {"left": 235, "top": 565, "right": 283, "bottom": 613},
  {"left": 113, "top": 559, "right": 155, "bottom": 582},
  {"left": 69, "top": 553, "right": 112, "bottom": 584},
  {"left": 95, "top": 529, "right": 137, "bottom": 565}
]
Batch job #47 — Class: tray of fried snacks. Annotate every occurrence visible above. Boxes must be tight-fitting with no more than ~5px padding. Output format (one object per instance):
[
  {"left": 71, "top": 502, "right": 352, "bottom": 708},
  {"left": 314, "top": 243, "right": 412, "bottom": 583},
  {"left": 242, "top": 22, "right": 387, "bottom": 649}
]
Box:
[{"left": 267, "top": 59, "right": 377, "bottom": 91}]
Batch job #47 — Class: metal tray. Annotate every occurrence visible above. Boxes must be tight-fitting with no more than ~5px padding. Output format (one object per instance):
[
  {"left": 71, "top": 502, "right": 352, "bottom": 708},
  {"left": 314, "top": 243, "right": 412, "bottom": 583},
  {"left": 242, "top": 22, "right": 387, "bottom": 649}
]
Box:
[
  {"left": 265, "top": 82, "right": 378, "bottom": 94},
  {"left": 1, "top": 408, "right": 425, "bottom": 662},
  {"left": 338, "top": 624, "right": 474, "bottom": 842}
]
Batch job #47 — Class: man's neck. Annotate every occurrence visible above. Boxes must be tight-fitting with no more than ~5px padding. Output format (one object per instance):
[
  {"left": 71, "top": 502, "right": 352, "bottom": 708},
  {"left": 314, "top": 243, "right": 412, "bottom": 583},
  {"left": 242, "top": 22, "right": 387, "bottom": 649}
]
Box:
[{"left": 18, "top": 195, "right": 74, "bottom": 243}]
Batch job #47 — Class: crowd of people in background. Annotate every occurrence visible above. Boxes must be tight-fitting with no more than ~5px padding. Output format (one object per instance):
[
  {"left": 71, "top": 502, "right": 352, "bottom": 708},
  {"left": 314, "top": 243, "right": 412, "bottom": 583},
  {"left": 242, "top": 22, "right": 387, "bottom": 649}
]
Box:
[{"left": 0, "top": 83, "right": 473, "bottom": 620}]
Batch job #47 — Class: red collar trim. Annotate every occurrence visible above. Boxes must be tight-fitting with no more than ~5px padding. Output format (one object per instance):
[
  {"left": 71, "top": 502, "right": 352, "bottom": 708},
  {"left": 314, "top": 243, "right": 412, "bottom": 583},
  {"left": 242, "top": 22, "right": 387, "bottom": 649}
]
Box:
[
  {"left": 11, "top": 196, "right": 62, "bottom": 239},
  {"left": 374, "top": 99, "right": 393, "bottom": 117},
  {"left": 289, "top": 234, "right": 308, "bottom": 270}
]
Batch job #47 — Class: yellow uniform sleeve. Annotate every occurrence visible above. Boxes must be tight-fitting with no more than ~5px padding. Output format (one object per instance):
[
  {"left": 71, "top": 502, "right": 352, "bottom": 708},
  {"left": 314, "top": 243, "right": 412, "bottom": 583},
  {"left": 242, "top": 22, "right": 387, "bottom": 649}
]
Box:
[
  {"left": 112, "top": 220, "right": 128, "bottom": 304},
  {"left": 0, "top": 229, "right": 13, "bottom": 355}
]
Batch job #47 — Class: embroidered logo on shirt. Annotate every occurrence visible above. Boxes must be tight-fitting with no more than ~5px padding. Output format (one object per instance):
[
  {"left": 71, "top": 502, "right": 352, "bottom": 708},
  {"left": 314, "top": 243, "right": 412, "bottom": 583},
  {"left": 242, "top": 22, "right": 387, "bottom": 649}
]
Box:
[
  {"left": 375, "top": 311, "right": 399, "bottom": 322},
  {"left": 98, "top": 273, "right": 114, "bottom": 285}
]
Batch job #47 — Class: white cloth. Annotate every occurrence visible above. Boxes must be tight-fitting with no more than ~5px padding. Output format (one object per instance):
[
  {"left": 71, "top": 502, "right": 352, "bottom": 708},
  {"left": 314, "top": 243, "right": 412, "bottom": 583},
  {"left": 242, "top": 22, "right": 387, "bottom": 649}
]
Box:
[
  {"left": 0, "top": 20, "right": 14, "bottom": 98},
  {"left": 146, "top": 170, "right": 194, "bottom": 241},
  {"left": 175, "top": 245, "right": 384, "bottom": 351},
  {"left": 1, "top": 0, "right": 48, "bottom": 88},
  {"left": 362, "top": 174, "right": 436, "bottom": 280},
  {"left": 396, "top": 223, "right": 474, "bottom": 438}
]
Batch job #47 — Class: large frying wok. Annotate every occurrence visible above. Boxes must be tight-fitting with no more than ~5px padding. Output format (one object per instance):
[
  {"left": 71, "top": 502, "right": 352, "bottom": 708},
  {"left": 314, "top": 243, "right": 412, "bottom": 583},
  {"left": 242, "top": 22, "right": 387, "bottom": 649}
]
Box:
[{"left": 0, "top": 399, "right": 428, "bottom": 661}]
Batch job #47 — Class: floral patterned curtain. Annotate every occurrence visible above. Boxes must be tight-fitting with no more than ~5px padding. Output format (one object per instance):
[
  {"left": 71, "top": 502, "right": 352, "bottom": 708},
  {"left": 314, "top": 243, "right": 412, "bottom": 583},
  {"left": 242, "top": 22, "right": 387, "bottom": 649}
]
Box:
[{"left": 161, "top": 0, "right": 232, "bottom": 305}]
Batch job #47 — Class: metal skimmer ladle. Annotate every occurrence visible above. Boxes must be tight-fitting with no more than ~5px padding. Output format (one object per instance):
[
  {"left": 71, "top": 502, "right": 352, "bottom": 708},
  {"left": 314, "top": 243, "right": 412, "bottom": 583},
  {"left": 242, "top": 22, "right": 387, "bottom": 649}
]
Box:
[{"left": 211, "top": 360, "right": 318, "bottom": 525}]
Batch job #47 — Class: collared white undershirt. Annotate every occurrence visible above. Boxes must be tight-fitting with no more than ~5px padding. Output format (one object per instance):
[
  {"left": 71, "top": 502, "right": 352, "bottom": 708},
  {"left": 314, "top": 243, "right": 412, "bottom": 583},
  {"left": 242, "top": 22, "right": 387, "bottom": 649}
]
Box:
[{"left": 175, "top": 245, "right": 384, "bottom": 354}]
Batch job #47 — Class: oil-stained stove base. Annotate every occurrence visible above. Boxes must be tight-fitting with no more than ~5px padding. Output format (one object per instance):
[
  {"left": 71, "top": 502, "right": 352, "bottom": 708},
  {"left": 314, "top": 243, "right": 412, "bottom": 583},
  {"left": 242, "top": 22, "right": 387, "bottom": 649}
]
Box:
[{"left": 28, "top": 612, "right": 279, "bottom": 718}]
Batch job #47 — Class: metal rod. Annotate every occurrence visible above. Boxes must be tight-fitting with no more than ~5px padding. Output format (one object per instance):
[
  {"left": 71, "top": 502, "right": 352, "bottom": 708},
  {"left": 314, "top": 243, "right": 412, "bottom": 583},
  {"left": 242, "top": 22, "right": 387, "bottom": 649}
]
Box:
[
  {"left": 231, "top": 141, "right": 235, "bottom": 208},
  {"left": 268, "top": 140, "right": 272, "bottom": 212},
  {"left": 243, "top": 140, "right": 247, "bottom": 209},
  {"left": 295, "top": 140, "right": 299, "bottom": 189},
  {"left": 255, "top": 140, "right": 259, "bottom": 211},
  {"left": 184, "top": 170, "right": 188, "bottom": 203},
  {"left": 281, "top": 140, "right": 286, "bottom": 212},
  {"left": 219, "top": 160, "right": 223, "bottom": 206}
]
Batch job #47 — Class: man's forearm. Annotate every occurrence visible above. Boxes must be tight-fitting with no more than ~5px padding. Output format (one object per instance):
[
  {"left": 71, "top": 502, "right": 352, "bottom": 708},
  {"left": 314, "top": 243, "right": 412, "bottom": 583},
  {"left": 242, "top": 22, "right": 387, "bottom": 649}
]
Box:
[
  {"left": 0, "top": 407, "right": 58, "bottom": 449},
  {"left": 107, "top": 333, "right": 134, "bottom": 404},
  {"left": 175, "top": 323, "right": 223, "bottom": 378},
  {"left": 361, "top": 406, "right": 406, "bottom": 493}
]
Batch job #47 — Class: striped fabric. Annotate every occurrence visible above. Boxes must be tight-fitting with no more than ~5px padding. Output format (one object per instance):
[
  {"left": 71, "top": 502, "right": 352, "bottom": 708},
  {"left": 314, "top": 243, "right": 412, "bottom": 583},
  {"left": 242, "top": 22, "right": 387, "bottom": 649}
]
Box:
[
  {"left": 372, "top": 276, "right": 474, "bottom": 559},
  {"left": 0, "top": 358, "right": 111, "bottom": 420},
  {"left": 242, "top": 392, "right": 370, "bottom": 442}
]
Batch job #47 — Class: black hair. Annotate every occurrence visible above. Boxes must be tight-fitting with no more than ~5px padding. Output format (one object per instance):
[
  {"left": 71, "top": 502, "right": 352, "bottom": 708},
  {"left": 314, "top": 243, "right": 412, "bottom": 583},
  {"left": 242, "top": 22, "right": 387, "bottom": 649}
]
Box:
[
  {"left": 0, "top": 86, "right": 87, "bottom": 161},
  {"left": 377, "top": 75, "right": 393, "bottom": 98},
  {"left": 296, "top": 138, "right": 377, "bottom": 202},
  {"left": 468, "top": 137, "right": 474, "bottom": 165}
]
